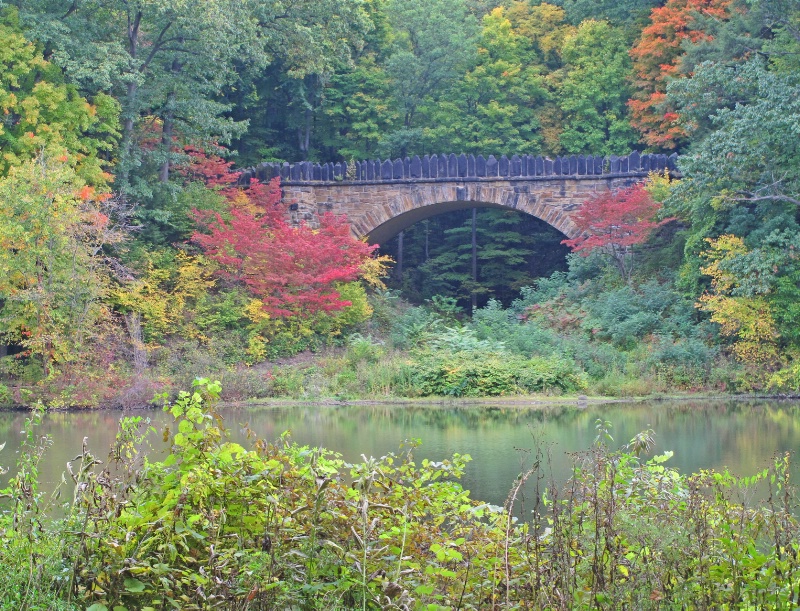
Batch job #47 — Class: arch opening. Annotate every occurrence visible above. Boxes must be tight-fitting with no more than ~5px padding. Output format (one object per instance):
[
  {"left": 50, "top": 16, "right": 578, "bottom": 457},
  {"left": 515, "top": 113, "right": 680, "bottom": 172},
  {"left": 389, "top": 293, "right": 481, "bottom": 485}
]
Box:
[
  {"left": 377, "top": 206, "right": 570, "bottom": 309},
  {"left": 365, "top": 200, "right": 570, "bottom": 245}
]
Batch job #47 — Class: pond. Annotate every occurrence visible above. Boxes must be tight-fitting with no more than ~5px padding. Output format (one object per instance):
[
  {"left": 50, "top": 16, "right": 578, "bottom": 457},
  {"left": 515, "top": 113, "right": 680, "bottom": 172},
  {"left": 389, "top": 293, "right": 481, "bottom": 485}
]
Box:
[{"left": 1, "top": 398, "right": 799, "bottom": 507}]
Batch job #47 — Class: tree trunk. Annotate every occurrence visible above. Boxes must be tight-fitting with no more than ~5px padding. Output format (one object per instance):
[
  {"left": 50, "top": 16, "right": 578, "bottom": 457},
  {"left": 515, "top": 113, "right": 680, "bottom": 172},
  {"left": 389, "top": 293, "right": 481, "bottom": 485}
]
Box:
[
  {"left": 159, "top": 59, "right": 181, "bottom": 183},
  {"left": 471, "top": 207, "right": 477, "bottom": 311},
  {"left": 299, "top": 108, "right": 312, "bottom": 160},
  {"left": 119, "top": 81, "right": 139, "bottom": 187},
  {"left": 159, "top": 106, "right": 173, "bottom": 183},
  {"left": 126, "top": 312, "right": 148, "bottom": 373},
  {"left": 120, "top": 11, "right": 142, "bottom": 188},
  {"left": 397, "top": 231, "right": 404, "bottom": 280}
]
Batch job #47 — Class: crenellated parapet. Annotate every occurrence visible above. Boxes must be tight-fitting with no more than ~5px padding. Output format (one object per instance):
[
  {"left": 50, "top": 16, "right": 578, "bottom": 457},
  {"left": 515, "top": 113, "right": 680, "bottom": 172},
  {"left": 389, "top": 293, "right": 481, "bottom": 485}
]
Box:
[{"left": 238, "top": 151, "right": 678, "bottom": 185}]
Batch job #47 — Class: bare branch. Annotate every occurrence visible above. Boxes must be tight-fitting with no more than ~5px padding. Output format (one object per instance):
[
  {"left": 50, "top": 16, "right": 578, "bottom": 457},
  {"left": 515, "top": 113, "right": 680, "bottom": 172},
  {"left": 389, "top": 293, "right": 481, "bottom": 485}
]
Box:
[
  {"left": 731, "top": 194, "right": 800, "bottom": 206},
  {"left": 142, "top": 21, "right": 174, "bottom": 69}
]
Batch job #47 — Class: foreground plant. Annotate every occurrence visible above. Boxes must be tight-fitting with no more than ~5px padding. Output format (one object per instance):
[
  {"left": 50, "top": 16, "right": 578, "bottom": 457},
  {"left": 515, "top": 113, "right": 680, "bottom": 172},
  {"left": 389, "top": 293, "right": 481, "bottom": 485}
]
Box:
[{"left": 0, "top": 380, "right": 798, "bottom": 609}]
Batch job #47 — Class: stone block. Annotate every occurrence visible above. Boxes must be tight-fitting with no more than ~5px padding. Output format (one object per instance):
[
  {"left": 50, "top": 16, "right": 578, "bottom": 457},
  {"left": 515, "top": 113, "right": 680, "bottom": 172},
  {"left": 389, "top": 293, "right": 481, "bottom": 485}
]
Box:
[
  {"left": 668, "top": 153, "right": 678, "bottom": 171},
  {"left": 486, "top": 155, "right": 498, "bottom": 177},
  {"left": 511, "top": 155, "right": 521, "bottom": 176},
  {"left": 476, "top": 155, "right": 486, "bottom": 177},
  {"left": 411, "top": 155, "right": 422, "bottom": 178},
  {"left": 458, "top": 153, "right": 467, "bottom": 177},
  {"left": 499, "top": 155, "right": 509, "bottom": 176}
]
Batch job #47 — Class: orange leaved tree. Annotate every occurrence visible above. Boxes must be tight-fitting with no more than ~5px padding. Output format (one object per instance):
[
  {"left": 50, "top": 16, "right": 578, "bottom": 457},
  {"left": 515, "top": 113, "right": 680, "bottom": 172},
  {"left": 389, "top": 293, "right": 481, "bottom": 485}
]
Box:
[{"left": 628, "top": 0, "right": 731, "bottom": 149}]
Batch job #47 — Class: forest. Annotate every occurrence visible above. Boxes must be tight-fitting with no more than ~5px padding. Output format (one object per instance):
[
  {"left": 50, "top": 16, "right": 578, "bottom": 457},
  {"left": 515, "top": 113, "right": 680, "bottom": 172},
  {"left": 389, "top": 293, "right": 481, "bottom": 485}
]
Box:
[
  {"left": 5, "top": 1, "right": 800, "bottom": 608},
  {"left": 2, "top": 0, "right": 800, "bottom": 405}
]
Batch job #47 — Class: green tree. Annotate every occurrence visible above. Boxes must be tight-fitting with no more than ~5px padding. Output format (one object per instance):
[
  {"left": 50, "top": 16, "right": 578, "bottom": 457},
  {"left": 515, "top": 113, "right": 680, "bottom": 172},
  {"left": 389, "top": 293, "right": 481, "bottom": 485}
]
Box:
[
  {"left": 19, "top": 0, "right": 368, "bottom": 187},
  {"left": 670, "top": 61, "right": 800, "bottom": 226},
  {"left": 666, "top": 58, "right": 800, "bottom": 358},
  {"left": 380, "top": 0, "right": 479, "bottom": 155},
  {"left": 556, "top": 20, "right": 639, "bottom": 154},
  {"left": 310, "top": 0, "right": 396, "bottom": 160},
  {"left": 424, "top": 6, "right": 550, "bottom": 154},
  {"left": 320, "top": 57, "right": 399, "bottom": 159},
  {"left": 554, "top": 0, "right": 661, "bottom": 26},
  {"left": 225, "top": 0, "right": 377, "bottom": 163},
  {"left": 19, "top": 0, "right": 256, "bottom": 191},
  {"left": 383, "top": 209, "right": 568, "bottom": 308}
]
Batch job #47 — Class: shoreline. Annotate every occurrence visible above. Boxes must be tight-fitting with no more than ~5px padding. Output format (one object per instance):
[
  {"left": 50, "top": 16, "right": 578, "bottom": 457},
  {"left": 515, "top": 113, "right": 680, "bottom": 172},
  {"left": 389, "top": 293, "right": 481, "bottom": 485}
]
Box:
[{"left": 3, "top": 389, "right": 799, "bottom": 413}]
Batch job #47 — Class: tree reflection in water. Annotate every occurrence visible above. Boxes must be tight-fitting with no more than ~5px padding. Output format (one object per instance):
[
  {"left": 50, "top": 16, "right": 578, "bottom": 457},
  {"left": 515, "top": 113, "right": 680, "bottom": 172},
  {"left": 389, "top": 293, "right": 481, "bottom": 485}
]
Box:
[{"left": 1, "top": 399, "right": 799, "bottom": 507}]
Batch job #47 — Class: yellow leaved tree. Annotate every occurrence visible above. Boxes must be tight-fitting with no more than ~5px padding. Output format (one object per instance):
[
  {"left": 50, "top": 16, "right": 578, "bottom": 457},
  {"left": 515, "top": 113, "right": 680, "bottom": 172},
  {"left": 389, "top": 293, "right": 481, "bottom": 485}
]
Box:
[{"left": 697, "top": 235, "right": 779, "bottom": 366}]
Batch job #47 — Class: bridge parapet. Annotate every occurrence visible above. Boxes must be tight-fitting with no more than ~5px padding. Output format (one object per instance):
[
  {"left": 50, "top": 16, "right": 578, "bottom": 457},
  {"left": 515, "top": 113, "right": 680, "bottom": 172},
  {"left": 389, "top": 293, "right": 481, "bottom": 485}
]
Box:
[{"left": 239, "top": 151, "right": 678, "bottom": 185}]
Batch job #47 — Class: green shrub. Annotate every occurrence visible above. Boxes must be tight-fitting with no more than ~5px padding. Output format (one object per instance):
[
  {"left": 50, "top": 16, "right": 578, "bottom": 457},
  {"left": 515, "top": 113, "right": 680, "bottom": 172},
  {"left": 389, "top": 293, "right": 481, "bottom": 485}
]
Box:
[
  {"left": 583, "top": 281, "right": 698, "bottom": 349},
  {"left": 426, "top": 325, "right": 506, "bottom": 353},
  {"left": 471, "top": 299, "right": 561, "bottom": 356},
  {"left": 510, "top": 271, "right": 570, "bottom": 313},
  {"left": 345, "top": 333, "right": 385, "bottom": 365},
  {"left": 268, "top": 366, "right": 307, "bottom": 397},
  {"left": 410, "top": 350, "right": 587, "bottom": 396},
  {"left": 768, "top": 361, "right": 800, "bottom": 393},
  {"left": 516, "top": 355, "right": 588, "bottom": 393},
  {"left": 648, "top": 336, "right": 717, "bottom": 388},
  {"left": 389, "top": 304, "right": 446, "bottom": 349}
]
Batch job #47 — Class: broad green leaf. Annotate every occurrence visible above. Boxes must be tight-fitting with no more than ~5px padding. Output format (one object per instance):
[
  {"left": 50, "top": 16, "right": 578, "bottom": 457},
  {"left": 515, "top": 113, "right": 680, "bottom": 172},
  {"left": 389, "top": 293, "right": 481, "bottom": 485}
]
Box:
[{"left": 124, "top": 577, "right": 146, "bottom": 593}]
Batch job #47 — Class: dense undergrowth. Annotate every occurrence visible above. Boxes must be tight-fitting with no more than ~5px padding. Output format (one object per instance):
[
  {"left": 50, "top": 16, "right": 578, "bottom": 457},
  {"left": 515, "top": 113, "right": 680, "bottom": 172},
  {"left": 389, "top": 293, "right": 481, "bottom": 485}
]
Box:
[
  {"left": 1, "top": 379, "right": 799, "bottom": 610},
  {"left": 2, "top": 255, "right": 788, "bottom": 408},
  {"left": 181, "top": 259, "right": 765, "bottom": 404}
]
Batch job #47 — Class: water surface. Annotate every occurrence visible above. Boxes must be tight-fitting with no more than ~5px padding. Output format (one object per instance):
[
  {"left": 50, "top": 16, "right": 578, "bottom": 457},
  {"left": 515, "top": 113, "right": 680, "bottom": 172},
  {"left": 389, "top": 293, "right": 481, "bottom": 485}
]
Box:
[{"left": 1, "top": 398, "right": 798, "bottom": 507}]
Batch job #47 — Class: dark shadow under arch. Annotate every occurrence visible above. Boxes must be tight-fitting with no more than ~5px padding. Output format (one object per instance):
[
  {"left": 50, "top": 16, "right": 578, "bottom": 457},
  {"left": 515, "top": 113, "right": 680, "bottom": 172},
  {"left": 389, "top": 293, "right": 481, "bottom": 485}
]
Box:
[{"left": 365, "top": 200, "right": 569, "bottom": 245}]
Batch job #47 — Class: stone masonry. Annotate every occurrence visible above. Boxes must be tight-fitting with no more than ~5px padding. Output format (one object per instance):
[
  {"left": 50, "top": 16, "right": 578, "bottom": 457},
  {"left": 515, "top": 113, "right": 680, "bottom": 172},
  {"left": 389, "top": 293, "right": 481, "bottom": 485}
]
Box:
[{"left": 239, "top": 152, "right": 677, "bottom": 244}]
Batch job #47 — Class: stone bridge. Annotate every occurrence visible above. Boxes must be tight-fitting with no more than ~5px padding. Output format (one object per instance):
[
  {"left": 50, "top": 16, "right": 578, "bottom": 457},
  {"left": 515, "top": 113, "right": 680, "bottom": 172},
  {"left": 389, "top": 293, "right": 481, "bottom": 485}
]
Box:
[{"left": 239, "top": 152, "right": 677, "bottom": 244}]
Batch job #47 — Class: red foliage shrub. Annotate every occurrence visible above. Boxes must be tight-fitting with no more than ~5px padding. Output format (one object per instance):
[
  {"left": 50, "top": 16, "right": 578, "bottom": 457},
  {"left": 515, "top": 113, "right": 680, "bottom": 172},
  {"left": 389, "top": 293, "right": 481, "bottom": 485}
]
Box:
[{"left": 193, "top": 177, "right": 377, "bottom": 318}]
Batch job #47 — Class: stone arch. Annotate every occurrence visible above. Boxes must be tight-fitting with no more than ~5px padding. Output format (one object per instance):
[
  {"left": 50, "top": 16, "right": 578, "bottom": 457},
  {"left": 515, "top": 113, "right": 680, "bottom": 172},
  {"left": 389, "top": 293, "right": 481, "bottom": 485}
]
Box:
[{"left": 350, "top": 183, "right": 581, "bottom": 245}]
